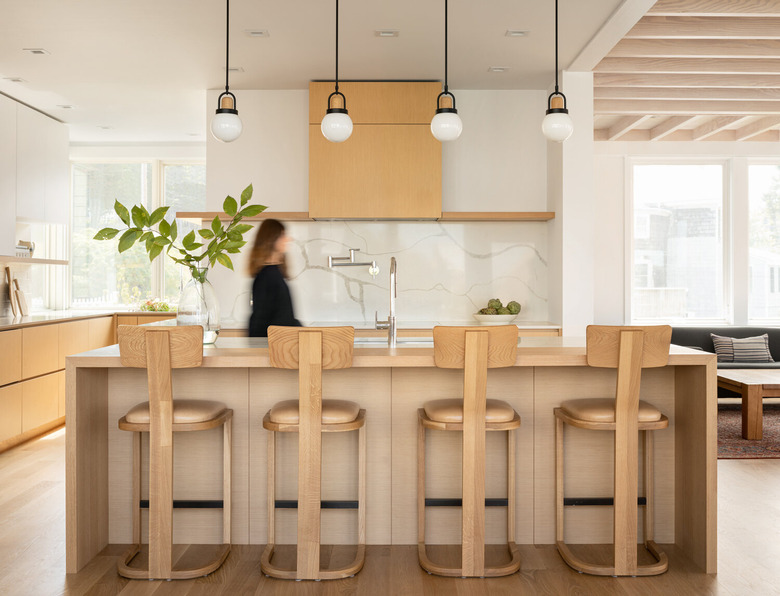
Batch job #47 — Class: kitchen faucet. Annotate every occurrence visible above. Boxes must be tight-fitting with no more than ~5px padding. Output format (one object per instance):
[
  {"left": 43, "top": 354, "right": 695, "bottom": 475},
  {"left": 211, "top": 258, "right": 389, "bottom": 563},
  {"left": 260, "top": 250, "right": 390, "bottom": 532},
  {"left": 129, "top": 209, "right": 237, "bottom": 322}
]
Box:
[{"left": 375, "top": 257, "right": 397, "bottom": 347}]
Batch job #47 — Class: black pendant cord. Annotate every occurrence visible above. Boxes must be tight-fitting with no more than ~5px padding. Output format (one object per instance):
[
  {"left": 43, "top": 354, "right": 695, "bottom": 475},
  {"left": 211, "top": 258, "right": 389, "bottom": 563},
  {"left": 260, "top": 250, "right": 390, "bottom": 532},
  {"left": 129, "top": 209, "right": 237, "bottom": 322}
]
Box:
[
  {"left": 443, "top": 0, "right": 448, "bottom": 95},
  {"left": 225, "top": 0, "right": 230, "bottom": 94},
  {"left": 335, "top": 0, "right": 339, "bottom": 95},
  {"left": 553, "top": 0, "right": 559, "bottom": 94}
]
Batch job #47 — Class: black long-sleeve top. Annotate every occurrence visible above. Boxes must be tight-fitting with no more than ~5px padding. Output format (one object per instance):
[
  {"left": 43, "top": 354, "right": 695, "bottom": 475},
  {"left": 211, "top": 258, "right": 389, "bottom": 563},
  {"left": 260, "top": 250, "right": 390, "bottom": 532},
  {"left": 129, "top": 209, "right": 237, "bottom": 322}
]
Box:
[{"left": 248, "top": 264, "right": 301, "bottom": 337}]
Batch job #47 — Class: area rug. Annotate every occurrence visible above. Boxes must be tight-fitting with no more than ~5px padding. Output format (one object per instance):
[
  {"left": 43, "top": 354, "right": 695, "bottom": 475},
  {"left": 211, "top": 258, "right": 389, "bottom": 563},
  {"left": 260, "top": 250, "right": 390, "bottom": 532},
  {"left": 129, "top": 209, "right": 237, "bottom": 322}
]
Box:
[{"left": 718, "top": 404, "right": 780, "bottom": 459}]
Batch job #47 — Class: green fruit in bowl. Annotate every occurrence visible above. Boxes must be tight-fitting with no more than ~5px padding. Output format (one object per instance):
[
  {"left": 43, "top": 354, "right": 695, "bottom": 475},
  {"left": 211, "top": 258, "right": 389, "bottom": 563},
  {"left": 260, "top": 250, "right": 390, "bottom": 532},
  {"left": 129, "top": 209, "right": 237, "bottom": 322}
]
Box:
[
  {"left": 507, "top": 301, "right": 521, "bottom": 315},
  {"left": 487, "top": 298, "right": 503, "bottom": 310}
]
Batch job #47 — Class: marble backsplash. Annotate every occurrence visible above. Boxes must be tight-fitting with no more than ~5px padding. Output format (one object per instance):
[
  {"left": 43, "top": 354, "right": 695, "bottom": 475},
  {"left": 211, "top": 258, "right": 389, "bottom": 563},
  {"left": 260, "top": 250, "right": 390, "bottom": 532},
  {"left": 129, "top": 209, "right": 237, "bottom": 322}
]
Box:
[{"left": 209, "top": 220, "right": 549, "bottom": 326}]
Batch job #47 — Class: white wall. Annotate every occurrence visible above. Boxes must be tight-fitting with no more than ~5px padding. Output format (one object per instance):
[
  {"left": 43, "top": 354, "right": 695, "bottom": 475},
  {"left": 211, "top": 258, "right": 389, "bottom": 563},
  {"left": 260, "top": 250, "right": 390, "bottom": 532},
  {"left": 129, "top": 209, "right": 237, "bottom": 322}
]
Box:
[{"left": 594, "top": 140, "right": 780, "bottom": 325}]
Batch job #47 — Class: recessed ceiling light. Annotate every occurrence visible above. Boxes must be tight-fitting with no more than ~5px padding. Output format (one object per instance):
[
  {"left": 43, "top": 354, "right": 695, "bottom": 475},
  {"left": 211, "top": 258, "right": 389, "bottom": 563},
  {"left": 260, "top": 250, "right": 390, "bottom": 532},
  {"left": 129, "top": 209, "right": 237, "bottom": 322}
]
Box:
[
  {"left": 374, "top": 30, "right": 399, "bottom": 37},
  {"left": 2, "top": 77, "right": 26, "bottom": 83},
  {"left": 488, "top": 66, "right": 510, "bottom": 73},
  {"left": 505, "top": 30, "right": 528, "bottom": 37},
  {"left": 22, "top": 47, "right": 50, "bottom": 55},
  {"left": 57, "top": 104, "right": 74, "bottom": 109},
  {"left": 245, "top": 29, "right": 270, "bottom": 37}
]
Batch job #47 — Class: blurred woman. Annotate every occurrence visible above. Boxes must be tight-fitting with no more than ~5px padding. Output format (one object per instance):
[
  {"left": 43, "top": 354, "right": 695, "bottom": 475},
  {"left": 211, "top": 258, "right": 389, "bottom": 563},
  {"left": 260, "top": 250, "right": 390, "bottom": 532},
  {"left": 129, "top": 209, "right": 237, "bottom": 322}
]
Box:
[{"left": 247, "top": 219, "right": 301, "bottom": 337}]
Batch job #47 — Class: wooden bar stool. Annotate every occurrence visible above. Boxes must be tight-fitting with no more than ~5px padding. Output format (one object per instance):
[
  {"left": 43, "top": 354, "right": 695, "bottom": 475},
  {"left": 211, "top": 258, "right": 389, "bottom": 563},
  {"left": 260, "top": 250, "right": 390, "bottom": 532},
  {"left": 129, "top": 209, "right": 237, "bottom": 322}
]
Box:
[
  {"left": 554, "top": 325, "right": 671, "bottom": 577},
  {"left": 261, "top": 326, "right": 366, "bottom": 581},
  {"left": 418, "top": 325, "right": 522, "bottom": 578},
  {"left": 116, "top": 325, "right": 233, "bottom": 580}
]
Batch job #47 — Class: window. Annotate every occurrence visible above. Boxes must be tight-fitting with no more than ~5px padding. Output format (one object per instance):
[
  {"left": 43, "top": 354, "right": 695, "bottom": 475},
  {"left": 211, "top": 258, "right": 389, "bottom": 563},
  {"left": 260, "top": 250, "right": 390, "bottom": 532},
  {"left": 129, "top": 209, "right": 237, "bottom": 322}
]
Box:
[
  {"left": 70, "top": 161, "right": 205, "bottom": 308},
  {"left": 630, "top": 163, "right": 726, "bottom": 322},
  {"left": 749, "top": 164, "right": 780, "bottom": 319}
]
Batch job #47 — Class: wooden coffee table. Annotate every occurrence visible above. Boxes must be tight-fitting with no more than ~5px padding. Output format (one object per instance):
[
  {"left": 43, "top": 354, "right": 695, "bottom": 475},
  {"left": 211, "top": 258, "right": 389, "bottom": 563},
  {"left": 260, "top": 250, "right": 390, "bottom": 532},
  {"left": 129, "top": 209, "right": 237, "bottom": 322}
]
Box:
[{"left": 717, "top": 369, "right": 780, "bottom": 440}]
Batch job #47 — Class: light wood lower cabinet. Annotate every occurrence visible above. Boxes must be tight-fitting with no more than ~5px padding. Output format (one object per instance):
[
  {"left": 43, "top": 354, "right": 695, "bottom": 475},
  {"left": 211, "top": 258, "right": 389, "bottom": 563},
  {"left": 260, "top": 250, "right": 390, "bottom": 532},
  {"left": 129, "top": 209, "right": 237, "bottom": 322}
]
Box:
[
  {"left": 0, "top": 384, "right": 22, "bottom": 442},
  {"left": 116, "top": 315, "right": 138, "bottom": 326},
  {"left": 58, "top": 370, "right": 66, "bottom": 418},
  {"left": 21, "top": 373, "right": 59, "bottom": 433},
  {"left": 0, "top": 329, "right": 22, "bottom": 386},
  {"left": 22, "top": 324, "right": 59, "bottom": 379},
  {"left": 58, "top": 320, "right": 92, "bottom": 369},
  {"left": 89, "top": 316, "right": 115, "bottom": 349}
]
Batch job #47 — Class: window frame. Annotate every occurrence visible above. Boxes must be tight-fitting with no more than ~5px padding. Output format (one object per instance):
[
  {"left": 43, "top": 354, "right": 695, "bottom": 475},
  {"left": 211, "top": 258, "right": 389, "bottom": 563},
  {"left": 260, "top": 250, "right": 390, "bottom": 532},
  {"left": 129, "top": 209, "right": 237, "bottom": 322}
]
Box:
[{"left": 625, "top": 157, "right": 732, "bottom": 325}]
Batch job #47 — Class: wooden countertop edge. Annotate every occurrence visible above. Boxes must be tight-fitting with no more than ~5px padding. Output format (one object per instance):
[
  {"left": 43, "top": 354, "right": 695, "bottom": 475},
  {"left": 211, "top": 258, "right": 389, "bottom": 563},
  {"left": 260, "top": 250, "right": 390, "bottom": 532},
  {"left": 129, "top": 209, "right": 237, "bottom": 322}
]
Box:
[
  {"left": 0, "top": 312, "right": 115, "bottom": 331},
  {"left": 66, "top": 348, "right": 714, "bottom": 369}
]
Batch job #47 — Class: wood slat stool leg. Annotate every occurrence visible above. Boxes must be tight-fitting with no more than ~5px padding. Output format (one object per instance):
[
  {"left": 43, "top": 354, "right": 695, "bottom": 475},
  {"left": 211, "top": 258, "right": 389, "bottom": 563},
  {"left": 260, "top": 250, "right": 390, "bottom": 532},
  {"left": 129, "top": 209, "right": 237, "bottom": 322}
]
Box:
[
  {"left": 115, "top": 325, "right": 232, "bottom": 580},
  {"left": 261, "top": 326, "right": 365, "bottom": 581},
  {"left": 554, "top": 325, "right": 671, "bottom": 577},
  {"left": 417, "top": 325, "right": 522, "bottom": 578}
]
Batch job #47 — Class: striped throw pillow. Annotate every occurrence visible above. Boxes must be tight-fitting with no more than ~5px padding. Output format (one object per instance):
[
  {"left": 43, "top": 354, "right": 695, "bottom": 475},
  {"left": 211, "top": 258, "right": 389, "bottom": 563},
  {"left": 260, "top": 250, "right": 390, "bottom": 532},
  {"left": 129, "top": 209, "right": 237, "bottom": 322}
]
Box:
[{"left": 710, "top": 333, "right": 774, "bottom": 363}]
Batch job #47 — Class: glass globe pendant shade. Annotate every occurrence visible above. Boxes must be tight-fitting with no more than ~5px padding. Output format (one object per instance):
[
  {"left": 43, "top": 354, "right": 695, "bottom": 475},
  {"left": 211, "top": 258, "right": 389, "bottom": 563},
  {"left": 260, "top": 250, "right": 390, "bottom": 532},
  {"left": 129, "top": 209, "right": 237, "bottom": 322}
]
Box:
[
  {"left": 211, "top": 93, "right": 242, "bottom": 143},
  {"left": 542, "top": 110, "right": 573, "bottom": 142},
  {"left": 431, "top": 109, "right": 462, "bottom": 142},
  {"left": 321, "top": 109, "right": 353, "bottom": 143}
]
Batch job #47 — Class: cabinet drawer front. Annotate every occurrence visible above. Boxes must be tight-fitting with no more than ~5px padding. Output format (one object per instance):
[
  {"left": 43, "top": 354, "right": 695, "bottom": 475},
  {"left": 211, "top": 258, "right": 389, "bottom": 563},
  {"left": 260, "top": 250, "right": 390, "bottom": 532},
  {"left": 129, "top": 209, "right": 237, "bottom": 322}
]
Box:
[
  {"left": 138, "top": 314, "right": 176, "bottom": 324},
  {"left": 58, "top": 320, "right": 91, "bottom": 369},
  {"left": 116, "top": 316, "right": 138, "bottom": 327},
  {"left": 0, "top": 384, "right": 22, "bottom": 442},
  {"left": 89, "top": 316, "right": 115, "bottom": 350},
  {"left": 0, "top": 329, "right": 22, "bottom": 386},
  {"left": 21, "top": 373, "right": 59, "bottom": 433},
  {"left": 22, "top": 325, "right": 59, "bottom": 379},
  {"left": 309, "top": 124, "right": 442, "bottom": 219}
]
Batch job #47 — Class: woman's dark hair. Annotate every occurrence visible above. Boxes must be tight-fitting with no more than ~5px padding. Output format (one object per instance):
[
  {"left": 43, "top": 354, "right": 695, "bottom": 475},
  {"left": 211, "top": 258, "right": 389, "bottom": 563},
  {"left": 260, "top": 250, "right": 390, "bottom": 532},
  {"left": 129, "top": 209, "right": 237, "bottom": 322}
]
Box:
[{"left": 248, "top": 219, "right": 287, "bottom": 277}]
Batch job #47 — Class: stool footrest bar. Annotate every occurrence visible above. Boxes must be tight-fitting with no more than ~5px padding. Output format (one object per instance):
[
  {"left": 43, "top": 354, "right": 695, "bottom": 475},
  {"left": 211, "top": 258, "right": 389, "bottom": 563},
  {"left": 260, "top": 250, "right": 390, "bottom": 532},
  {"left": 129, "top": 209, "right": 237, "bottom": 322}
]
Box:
[{"left": 275, "top": 499, "right": 359, "bottom": 509}]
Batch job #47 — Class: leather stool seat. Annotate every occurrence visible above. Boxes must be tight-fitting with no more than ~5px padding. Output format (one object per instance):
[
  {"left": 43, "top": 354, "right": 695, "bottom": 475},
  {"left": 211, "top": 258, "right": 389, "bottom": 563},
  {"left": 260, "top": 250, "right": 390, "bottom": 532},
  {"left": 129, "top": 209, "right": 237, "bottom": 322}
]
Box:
[
  {"left": 124, "top": 399, "right": 228, "bottom": 425},
  {"left": 269, "top": 399, "right": 360, "bottom": 424},
  {"left": 559, "top": 398, "right": 663, "bottom": 423},
  {"left": 424, "top": 398, "right": 516, "bottom": 423}
]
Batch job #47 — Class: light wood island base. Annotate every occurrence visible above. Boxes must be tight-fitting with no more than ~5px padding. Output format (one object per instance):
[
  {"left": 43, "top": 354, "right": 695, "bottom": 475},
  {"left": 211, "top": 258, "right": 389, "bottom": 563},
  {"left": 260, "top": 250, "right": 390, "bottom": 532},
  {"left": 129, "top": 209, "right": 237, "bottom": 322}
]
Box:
[{"left": 66, "top": 338, "right": 717, "bottom": 576}]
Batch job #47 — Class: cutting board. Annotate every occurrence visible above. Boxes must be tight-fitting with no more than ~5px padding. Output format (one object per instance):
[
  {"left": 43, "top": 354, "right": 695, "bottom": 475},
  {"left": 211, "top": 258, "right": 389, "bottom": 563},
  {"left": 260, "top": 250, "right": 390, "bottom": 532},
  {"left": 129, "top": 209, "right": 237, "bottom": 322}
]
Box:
[
  {"left": 13, "top": 279, "right": 28, "bottom": 316},
  {"left": 5, "top": 266, "right": 18, "bottom": 317}
]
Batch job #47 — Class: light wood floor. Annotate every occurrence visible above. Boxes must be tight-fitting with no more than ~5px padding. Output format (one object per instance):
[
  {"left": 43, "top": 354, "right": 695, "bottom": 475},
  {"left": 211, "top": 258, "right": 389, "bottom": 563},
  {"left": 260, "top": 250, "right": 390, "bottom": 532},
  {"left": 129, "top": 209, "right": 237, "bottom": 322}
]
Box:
[{"left": 2, "top": 426, "right": 780, "bottom": 595}]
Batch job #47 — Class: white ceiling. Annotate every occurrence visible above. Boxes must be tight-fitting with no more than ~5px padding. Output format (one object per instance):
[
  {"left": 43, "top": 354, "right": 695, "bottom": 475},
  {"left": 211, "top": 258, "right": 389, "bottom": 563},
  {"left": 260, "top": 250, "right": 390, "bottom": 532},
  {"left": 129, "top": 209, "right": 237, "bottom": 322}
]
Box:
[{"left": 0, "top": 0, "right": 625, "bottom": 144}]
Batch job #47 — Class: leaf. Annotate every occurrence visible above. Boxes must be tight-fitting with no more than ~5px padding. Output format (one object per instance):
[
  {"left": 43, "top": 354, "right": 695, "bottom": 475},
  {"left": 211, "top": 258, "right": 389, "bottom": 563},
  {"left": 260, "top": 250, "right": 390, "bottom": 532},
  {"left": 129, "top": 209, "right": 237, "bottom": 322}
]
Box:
[
  {"left": 216, "top": 253, "right": 234, "bottom": 270},
  {"left": 131, "top": 205, "right": 148, "bottom": 228},
  {"left": 145, "top": 235, "right": 154, "bottom": 251},
  {"left": 159, "top": 219, "right": 171, "bottom": 237},
  {"left": 139, "top": 231, "right": 153, "bottom": 243},
  {"left": 170, "top": 219, "right": 178, "bottom": 242},
  {"left": 182, "top": 230, "right": 197, "bottom": 250},
  {"left": 114, "top": 201, "right": 131, "bottom": 226},
  {"left": 230, "top": 223, "right": 253, "bottom": 236},
  {"left": 150, "top": 206, "right": 169, "bottom": 226},
  {"left": 118, "top": 229, "right": 142, "bottom": 253},
  {"left": 93, "top": 227, "right": 119, "bottom": 240},
  {"left": 240, "top": 184, "right": 253, "bottom": 206},
  {"left": 223, "top": 195, "right": 238, "bottom": 217},
  {"left": 153, "top": 236, "right": 171, "bottom": 246},
  {"left": 149, "top": 243, "right": 164, "bottom": 261},
  {"left": 227, "top": 247, "right": 241, "bottom": 254},
  {"left": 225, "top": 240, "right": 246, "bottom": 249},
  {"left": 239, "top": 204, "right": 266, "bottom": 218},
  {"left": 227, "top": 230, "right": 242, "bottom": 241},
  {"left": 211, "top": 216, "right": 222, "bottom": 235},
  {"left": 198, "top": 229, "right": 215, "bottom": 239}
]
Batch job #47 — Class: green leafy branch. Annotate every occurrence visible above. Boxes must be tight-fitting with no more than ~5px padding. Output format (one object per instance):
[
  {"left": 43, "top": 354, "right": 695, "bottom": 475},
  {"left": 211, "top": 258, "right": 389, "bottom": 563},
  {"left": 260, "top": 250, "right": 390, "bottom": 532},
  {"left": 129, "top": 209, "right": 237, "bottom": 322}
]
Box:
[{"left": 93, "top": 184, "right": 265, "bottom": 283}]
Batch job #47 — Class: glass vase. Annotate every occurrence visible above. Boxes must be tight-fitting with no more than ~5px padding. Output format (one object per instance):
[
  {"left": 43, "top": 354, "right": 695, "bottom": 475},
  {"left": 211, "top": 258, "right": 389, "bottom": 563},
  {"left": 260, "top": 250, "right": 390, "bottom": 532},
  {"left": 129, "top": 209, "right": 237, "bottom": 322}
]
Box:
[{"left": 176, "top": 267, "right": 220, "bottom": 344}]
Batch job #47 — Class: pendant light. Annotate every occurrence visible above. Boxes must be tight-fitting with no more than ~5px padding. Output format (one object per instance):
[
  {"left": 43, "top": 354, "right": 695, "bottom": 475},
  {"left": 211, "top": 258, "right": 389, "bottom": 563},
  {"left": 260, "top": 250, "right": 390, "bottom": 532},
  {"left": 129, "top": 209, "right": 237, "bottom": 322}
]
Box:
[
  {"left": 210, "top": 0, "right": 242, "bottom": 143},
  {"left": 542, "top": 0, "right": 573, "bottom": 142},
  {"left": 430, "top": 0, "right": 462, "bottom": 142},
  {"left": 321, "top": 0, "right": 353, "bottom": 143}
]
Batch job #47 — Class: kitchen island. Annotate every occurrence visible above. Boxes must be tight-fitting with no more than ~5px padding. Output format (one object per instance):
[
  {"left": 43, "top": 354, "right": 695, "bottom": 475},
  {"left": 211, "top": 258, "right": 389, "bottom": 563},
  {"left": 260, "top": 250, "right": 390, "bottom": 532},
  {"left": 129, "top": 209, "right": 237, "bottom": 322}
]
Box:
[{"left": 66, "top": 336, "right": 716, "bottom": 575}]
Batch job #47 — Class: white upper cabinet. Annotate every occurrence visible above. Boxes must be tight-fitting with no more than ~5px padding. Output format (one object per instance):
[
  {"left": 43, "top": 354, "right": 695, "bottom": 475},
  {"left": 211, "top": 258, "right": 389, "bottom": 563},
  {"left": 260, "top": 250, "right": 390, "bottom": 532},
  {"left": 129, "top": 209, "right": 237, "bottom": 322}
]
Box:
[
  {"left": 0, "top": 96, "right": 17, "bottom": 255},
  {"left": 16, "top": 105, "right": 69, "bottom": 225}
]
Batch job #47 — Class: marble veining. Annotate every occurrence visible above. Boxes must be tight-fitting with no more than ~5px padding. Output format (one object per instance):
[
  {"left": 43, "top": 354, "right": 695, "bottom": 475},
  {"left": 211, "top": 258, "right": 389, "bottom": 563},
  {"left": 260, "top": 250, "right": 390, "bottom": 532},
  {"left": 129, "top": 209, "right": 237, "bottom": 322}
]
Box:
[{"left": 210, "top": 220, "right": 548, "bottom": 327}]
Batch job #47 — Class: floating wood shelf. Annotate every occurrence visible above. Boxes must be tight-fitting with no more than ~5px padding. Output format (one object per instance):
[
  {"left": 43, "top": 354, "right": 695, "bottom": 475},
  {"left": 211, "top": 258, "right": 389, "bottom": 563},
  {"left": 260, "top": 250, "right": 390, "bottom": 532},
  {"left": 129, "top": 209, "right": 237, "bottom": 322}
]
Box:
[
  {"left": 0, "top": 256, "right": 69, "bottom": 265},
  {"left": 176, "top": 212, "right": 555, "bottom": 222}
]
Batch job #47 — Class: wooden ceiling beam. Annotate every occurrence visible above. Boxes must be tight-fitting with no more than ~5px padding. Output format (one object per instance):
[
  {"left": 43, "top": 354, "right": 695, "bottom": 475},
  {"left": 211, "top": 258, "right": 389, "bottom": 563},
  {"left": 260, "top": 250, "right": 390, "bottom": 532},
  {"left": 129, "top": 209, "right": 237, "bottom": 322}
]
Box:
[
  {"left": 606, "top": 115, "right": 652, "bottom": 140},
  {"left": 691, "top": 116, "right": 748, "bottom": 140},
  {"left": 594, "top": 87, "right": 780, "bottom": 101},
  {"left": 596, "top": 57, "right": 780, "bottom": 74},
  {"left": 649, "top": 116, "right": 697, "bottom": 140},
  {"left": 594, "top": 72, "right": 780, "bottom": 88},
  {"left": 648, "top": 0, "right": 780, "bottom": 17},
  {"left": 627, "top": 16, "right": 780, "bottom": 39},
  {"left": 609, "top": 38, "right": 780, "bottom": 59},
  {"left": 735, "top": 116, "right": 780, "bottom": 140},
  {"left": 595, "top": 99, "right": 780, "bottom": 115}
]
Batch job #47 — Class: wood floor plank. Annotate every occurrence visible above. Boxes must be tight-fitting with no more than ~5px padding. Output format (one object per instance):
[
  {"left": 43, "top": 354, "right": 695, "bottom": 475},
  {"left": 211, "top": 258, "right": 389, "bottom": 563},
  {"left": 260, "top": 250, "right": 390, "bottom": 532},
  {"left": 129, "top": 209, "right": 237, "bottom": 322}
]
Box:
[{"left": 2, "top": 428, "right": 780, "bottom": 595}]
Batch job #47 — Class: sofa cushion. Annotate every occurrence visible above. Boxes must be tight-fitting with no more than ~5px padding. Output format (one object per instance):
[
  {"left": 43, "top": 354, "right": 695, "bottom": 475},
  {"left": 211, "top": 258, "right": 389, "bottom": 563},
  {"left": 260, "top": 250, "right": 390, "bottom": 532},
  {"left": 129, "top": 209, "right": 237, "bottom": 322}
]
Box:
[{"left": 711, "top": 333, "right": 773, "bottom": 363}]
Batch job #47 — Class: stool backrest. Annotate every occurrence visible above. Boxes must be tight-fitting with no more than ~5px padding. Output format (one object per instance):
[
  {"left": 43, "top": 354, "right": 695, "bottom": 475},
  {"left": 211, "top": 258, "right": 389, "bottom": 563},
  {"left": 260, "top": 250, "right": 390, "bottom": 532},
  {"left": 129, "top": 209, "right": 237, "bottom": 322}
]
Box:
[
  {"left": 267, "top": 326, "right": 354, "bottom": 370},
  {"left": 586, "top": 325, "right": 671, "bottom": 370},
  {"left": 118, "top": 325, "right": 204, "bottom": 370},
  {"left": 432, "top": 325, "right": 518, "bottom": 370}
]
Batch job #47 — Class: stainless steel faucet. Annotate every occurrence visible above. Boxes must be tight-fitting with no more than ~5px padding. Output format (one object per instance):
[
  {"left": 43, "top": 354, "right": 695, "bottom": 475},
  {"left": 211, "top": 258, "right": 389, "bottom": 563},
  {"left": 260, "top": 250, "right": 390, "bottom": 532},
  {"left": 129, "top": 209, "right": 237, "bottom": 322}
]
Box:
[{"left": 375, "top": 256, "right": 397, "bottom": 347}]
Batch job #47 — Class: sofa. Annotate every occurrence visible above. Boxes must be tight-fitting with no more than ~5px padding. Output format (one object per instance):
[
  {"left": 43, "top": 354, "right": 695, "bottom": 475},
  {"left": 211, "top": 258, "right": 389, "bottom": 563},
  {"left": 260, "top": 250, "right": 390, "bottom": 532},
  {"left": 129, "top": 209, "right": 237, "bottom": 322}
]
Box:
[{"left": 671, "top": 326, "right": 780, "bottom": 369}]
